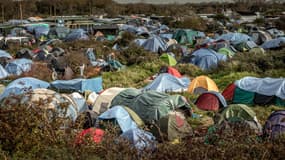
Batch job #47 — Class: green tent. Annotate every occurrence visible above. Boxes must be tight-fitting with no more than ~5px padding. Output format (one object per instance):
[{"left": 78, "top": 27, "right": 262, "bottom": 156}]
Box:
[
  {"left": 150, "top": 111, "right": 193, "bottom": 141},
  {"left": 111, "top": 89, "right": 191, "bottom": 123},
  {"left": 173, "top": 29, "right": 198, "bottom": 45},
  {"left": 218, "top": 47, "right": 235, "bottom": 57},
  {"left": 160, "top": 53, "right": 177, "bottom": 66},
  {"left": 217, "top": 104, "right": 257, "bottom": 125},
  {"left": 276, "top": 98, "right": 285, "bottom": 107},
  {"left": 233, "top": 87, "right": 255, "bottom": 105}
]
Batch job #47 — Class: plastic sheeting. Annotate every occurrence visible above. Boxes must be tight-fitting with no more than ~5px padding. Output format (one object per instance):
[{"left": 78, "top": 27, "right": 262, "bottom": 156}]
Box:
[
  {"left": 235, "top": 76, "right": 285, "bottom": 99},
  {"left": 189, "top": 48, "right": 227, "bottom": 70},
  {"left": 65, "top": 29, "right": 89, "bottom": 42},
  {"left": 50, "top": 77, "right": 103, "bottom": 93},
  {"left": 0, "top": 77, "right": 49, "bottom": 100},
  {"left": 261, "top": 37, "right": 285, "bottom": 49},
  {"left": 5, "top": 58, "right": 33, "bottom": 76},
  {"left": 216, "top": 32, "right": 253, "bottom": 45},
  {"left": 0, "top": 50, "right": 12, "bottom": 59},
  {"left": 143, "top": 73, "right": 190, "bottom": 92},
  {"left": 99, "top": 105, "right": 138, "bottom": 132}
]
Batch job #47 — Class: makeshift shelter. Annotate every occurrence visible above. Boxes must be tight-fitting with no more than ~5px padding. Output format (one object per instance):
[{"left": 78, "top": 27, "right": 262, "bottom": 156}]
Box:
[
  {"left": 98, "top": 105, "right": 138, "bottom": 133},
  {"left": 111, "top": 89, "right": 191, "bottom": 123},
  {"left": 222, "top": 77, "right": 285, "bottom": 106},
  {"left": 143, "top": 73, "right": 190, "bottom": 93},
  {"left": 5, "top": 58, "right": 33, "bottom": 76},
  {"left": 150, "top": 111, "right": 193, "bottom": 141},
  {"left": 34, "top": 26, "right": 50, "bottom": 39},
  {"left": 261, "top": 37, "right": 285, "bottom": 49},
  {"left": 189, "top": 48, "right": 227, "bottom": 70},
  {"left": 159, "top": 66, "right": 182, "bottom": 78},
  {"left": 195, "top": 91, "right": 227, "bottom": 111},
  {"left": 48, "top": 27, "right": 70, "bottom": 39},
  {"left": 93, "top": 87, "right": 126, "bottom": 114},
  {"left": 65, "top": 29, "right": 89, "bottom": 42},
  {"left": 120, "top": 128, "right": 156, "bottom": 152},
  {"left": 0, "top": 50, "right": 12, "bottom": 59},
  {"left": 50, "top": 77, "right": 103, "bottom": 93},
  {"left": 264, "top": 110, "right": 285, "bottom": 139},
  {"left": 188, "top": 76, "right": 219, "bottom": 94},
  {"left": 216, "top": 32, "right": 252, "bottom": 45},
  {"left": 160, "top": 53, "right": 177, "bottom": 66},
  {"left": 141, "top": 36, "right": 167, "bottom": 53},
  {"left": 0, "top": 77, "right": 49, "bottom": 101}
]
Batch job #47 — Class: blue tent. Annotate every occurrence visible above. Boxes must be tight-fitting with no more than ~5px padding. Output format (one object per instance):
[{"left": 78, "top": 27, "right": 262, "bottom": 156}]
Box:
[
  {"left": 0, "top": 50, "right": 12, "bottom": 59},
  {"left": 99, "top": 105, "right": 138, "bottom": 133},
  {"left": 120, "top": 128, "right": 156, "bottom": 152},
  {"left": 189, "top": 48, "right": 227, "bottom": 70},
  {"left": 5, "top": 58, "right": 33, "bottom": 76},
  {"left": 120, "top": 24, "right": 137, "bottom": 33},
  {"left": 144, "top": 73, "right": 190, "bottom": 92},
  {"left": 134, "top": 39, "right": 147, "bottom": 46},
  {"left": 34, "top": 26, "right": 50, "bottom": 39},
  {"left": 141, "top": 36, "right": 167, "bottom": 53},
  {"left": 0, "top": 64, "right": 9, "bottom": 79},
  {"left": 50, "top": 77, "right": 103, "bottom": 93},
  {"left": 261, "top": 37, "right": 285, "bottom": 49},
  {"left": 65, "top": 29, "right": 89, "bottom": 42},
  {"left": 216, "top": 33, "right": 252, "bottom": 45},
  {"left": 0, "top": 77, "right": 50, "bottom": 100}
]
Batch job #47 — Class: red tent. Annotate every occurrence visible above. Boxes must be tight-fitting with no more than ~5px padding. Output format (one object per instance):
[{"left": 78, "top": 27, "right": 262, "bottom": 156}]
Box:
[
  {"left": 222, "top": 83, "right": 236, "bottom": 101},
  {"left": 75, "top": 128, "right": 104, "bottom": 145},
  {"left": 167, "top": 67, "right": 182, "bottom": 78},
  {"left": 195, "top": 93, "right": 220, "bottom": 111}
]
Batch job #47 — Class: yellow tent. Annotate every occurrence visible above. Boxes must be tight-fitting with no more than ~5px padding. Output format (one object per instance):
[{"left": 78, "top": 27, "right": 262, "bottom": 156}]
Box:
[{"left": 188, "top": 76, "right": 219, "bottom": 94}]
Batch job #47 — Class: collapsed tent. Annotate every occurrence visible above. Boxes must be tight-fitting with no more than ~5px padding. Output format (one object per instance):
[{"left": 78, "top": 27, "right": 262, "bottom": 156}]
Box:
[
  {"left": 143, "top": 73, "right": 190, "bottom": 93},
  {"left": 150, "top": 111, "right": 193, "bottom": 141},
  {"left": 98, "top": 105, "right": 138, "bottom": 133},
  {"left": 216, "top": 32, "right": 252, "bottom": 45},
  {"left": 222, "top": 77, "right": 285, "bottom": 106},
  {"left": 111, "top": 89, "right": 191, "bottom": 123},
  {"left": 50, "top": 77, "right": 103, "bottom": 93},
  {"left": 0, "top": 77, "right": 49, "bottom": 101},
  {"left": 140, "top": 36, "right": 167, "bottom": 53},
  {"left": 65, "top": 29, "right": 89, "bottom": 42},
  {"left": 188, "top": 75, "right": 219, "bottom": 94},
  {"left": 261, "top": 37, "right": 285, "bottom": 49},
  {"left": 263, "top": 110, "right": 285, "bottom": 139},
  {"left": 5, "top": 58, "right": 33, "bottom": 76},
  {"left": 189, "top": 48, "right": 227, "bottom": 70},
  {"left": 34, "top": 26, "right": 50, "bottom": 39},
  {"left": 195, "top": 91, "right": 227, "bottom": 111}
]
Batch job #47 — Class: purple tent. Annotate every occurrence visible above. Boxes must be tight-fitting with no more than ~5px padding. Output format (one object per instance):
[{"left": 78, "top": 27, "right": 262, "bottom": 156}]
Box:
[{"left": 264, "top": 110, "right": 285, "bottom": 139}]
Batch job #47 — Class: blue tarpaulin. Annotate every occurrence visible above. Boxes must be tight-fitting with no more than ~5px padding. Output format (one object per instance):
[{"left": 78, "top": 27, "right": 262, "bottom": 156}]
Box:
[
  {"left": 0, "top": 77, "right": 50, "bottom": 100},
  {"left": 235, "top": 76, "right": 285, "bottom": 99},
  {"left": 216, "top": 32, "right": 252, "bottom": 45},
  {"left": 0, "top": 50, "right": 12, "bottom": 59},
  {"left": 5, "top": 58, "right": 33, "bottom": 76},
  {"left": 189, "top": 48, "right": 227, "bottom": 70},
  {"left": 50, "top": 77, "right": 103, "bottom": 93},
  {"left": 0, "top": 64, "right": 9, "bottom": 79},
  {"left": 143, "top": 73, "right": 190, "bottom": 92},
  {"left": 99, "top": 105, "right": 138, "bottom": 132}
]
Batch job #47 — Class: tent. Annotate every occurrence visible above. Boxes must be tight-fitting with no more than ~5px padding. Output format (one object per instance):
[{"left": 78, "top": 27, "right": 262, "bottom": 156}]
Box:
[
  {"left": 216, "top": 32, "right": 252, "bottom": 45},
  {"left": 143, "top": 73, "right": 190, "bottom": 93},
  {"left": 173, "top": 29, "right": 204, "bottom": 45},
  {"left": 50, "top": 77, "right": 103, "bottom": 93},
  {"left": 120, "top": 128, "right": 156, "bottom": 152},
  {"left": 0, "top": 64, "right": 9, "bottom": 79},
  {"left": 93, "top": 87, "right": 126, "bottom": 114},
  {"left": 250, "top": 30, "right": 272, "bottom": 45},
  {"left": 266, "top": 28, "right": 284, "bottom": 38},
  {"left": 218, "top": 47, "right": 235, "bottom": 57},
  {"left": 16, "top": 48, "right": 34, "bottom": 59},
  {"left": 65, "top": 29, "right": 89, "bottom": 42},
  {"left": 188, "top": 75, "right": 219, "bottom": 94},
  {"left": 34, "top": 26, "right": 50, "bottom": 39},
  {"left": 264, "top": 110, "right": 285, "bottom": 139},
  {"left": 217, "top": 104, "right": 262, "bottom": 132},
  {"left": 234, "top": 41, "right": 257, "bottom": 52},
  {"left": 189, "top": 48, "right": 227, "bottom": 70},
  {"left": 0, "top": 50, "right": 12, "bottom": 59},
  {"left": 159, "top": 66, "right": 182, "bottom": 78},
  {"left": 111, "top": 89, "right": 191, "bottom": 123},
  {"left": 150, "top": 111, "right": 193, "bottom": 141},
  {"left": 75, "top": 128, "right": 105, "bottom": 144},
  {"left": 141, "top": 36, "right": 167, "bottom": 53},
  {"left": 98, "top": 105, "right": 138, "bottom": 133},
  {"left": 5, "top": 58, "right": 33, "bottom": 76},
  {"left": 0, "top": 77, "right": 49, "bottom": 101},
  {"left": 195, "top": 91, "right": 227, "bottom": 111},
  {"left": 160, "top": 53, "right": 177, "bottom": 66},
  {"left": 261, "top": 37, "right": 285, "bottom": 49}
]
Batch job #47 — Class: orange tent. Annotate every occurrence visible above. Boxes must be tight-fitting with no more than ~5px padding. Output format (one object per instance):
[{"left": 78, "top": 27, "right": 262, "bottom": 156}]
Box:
[{"left": 188, "top": 76, "right": 219, "bottom": 94}]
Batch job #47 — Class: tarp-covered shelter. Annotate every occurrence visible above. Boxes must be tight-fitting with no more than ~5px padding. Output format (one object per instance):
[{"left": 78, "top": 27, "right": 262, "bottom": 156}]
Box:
[{"left": 5, "top": 58, "right": 33, "bottom": 76}]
